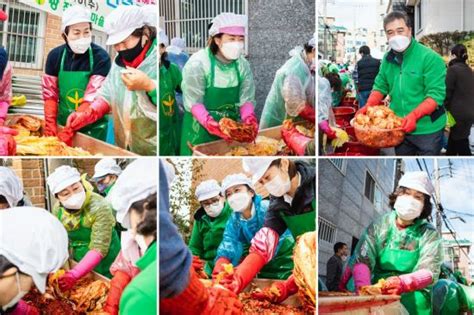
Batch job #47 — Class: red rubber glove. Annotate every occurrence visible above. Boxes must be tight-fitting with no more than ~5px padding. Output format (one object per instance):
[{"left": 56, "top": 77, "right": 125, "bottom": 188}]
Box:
[
  {"left": 57, "top": 127, "right": 75, "bottom": 146},
  {"left": 357, "top": 90, "right": 385, "bottom": 115},
  {"left": 66, "top": 98, "right": 110, "bottom": 132},
  {"left": 251, "top": 275, "right": 299, "bottom": 303},
  {"left": 190, "top": 103, "right": 231, "bottom": 141},
  {"left": 281, "top": 125, "right": 312, "bottom": 156},
  {"left": 160, "top": 267, "right": 242, "bottom": 314},
  {"left": 44, "top": 99, "right": 59, "bottom": 136},
  {"left": 298, "top": 104, "right": 315, "bottom": 123},
  {"left": 401, "top": 98, "right": 438, "bottom": 133},
  {"left": 104, "top": 270, "right": 132, "bottom": 315},
  {"left": 9, "top": 300, "right": 40, "bottom": 315},
  {"left": 212, "top": 257, "right": 231, "bottom": 281},
  {"left": 382, "top": 269, "right": 433, "bottom": 295},
  {"left": 192, "top": 255, "right": 205, "bottom": 270},
  {"left": 0, "top": 126, "right": 18, "bottom": 156},
  {"left": 318, "top": 120, "right": 336, "bottom": 139},
  {"left": 240, "top": 102, "right": 259, "bottom": 141},
  {"left": 220, "top": 252, "right": 267, "bottom": 294}
]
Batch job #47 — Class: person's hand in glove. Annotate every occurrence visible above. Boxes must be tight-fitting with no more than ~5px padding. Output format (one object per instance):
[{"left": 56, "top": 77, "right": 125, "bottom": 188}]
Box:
[
  {"left": 104, "top": 271, "right": 132, "bottom": 315},
  {"left": 65, "top": 98, "right": 110, "bottom": 132},
  {"left": 240, "top": 102, "right": 258, "bottom": 141},
  {"left": 318, "top": 120, "right": 336, "bottom": 140},
  {"left": 211, "top": 257, "right": 232, "bottom": 282},
  {"left": 191, "top": 104, "right": 231, "bottom": 141},
  {"left": 43, "top": 99, "right": 58, "bottom": 136},
  {"left": 58, "top": 250, "right": 103, "bottom": 291},
  {"left": 160, "top": 267, "right": 242, "bottom": 315},
  {"left": 251, "top": 275, "right": 299, "bottom": 303},
  {"left": 401, "top": 98, "right": 438, "bottom": 133},
  {"left": 357, "top": 91, "right": 385, "bottom": 115},
  {"left": 0, "top": 126, "right": 18, "bottom": 156},
  {"left": 381, "top": 269, "right": 433, "bottom": 295},
  {"left": 121, "top": 67, "right": 155, "bottom": 92},
  {"left": 353, "top": 263, "right": 371, "bottom": 294},
  {"left": 0, "top": 100, "right": 9, "bottom": 126},
  {"left": 281, "top": 123, "right": 312, "bottom": 156},
  {"left": 192, "top": 256, "right": 205, "bottom": 271},
  {"left": 9, "top": 300, "right": 40, "bottom": 315},
  {"left": 298, "top": 104, "right": 315, "bottom": 123},
  {"left": 57, "top": 127, "right": 75, "bottom": 146}
]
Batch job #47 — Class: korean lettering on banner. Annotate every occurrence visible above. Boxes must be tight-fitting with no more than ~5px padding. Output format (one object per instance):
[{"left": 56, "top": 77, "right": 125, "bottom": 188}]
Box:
[{"left": 21, "top": 0, "right": 156, "bottom": 30}]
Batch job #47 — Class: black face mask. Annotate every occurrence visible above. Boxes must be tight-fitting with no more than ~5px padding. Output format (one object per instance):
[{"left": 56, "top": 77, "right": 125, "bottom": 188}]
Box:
[{"left": 118, "top": 39, "right": 144, "bottom": 62}]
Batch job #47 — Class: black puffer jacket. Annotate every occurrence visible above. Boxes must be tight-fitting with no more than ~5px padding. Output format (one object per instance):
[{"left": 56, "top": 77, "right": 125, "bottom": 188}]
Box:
[{"left": 356, "top": 54, "right": 381, "bottom": 92}]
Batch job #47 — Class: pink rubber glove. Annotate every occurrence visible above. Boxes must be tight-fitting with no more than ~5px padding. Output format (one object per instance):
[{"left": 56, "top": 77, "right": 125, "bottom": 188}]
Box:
[
  {"left": 66, "top": 97, "right": 110, "bottom": 132},
  {"left": 382, "top": 269, "right": 433, "bottom": 295},
  {"left": 298, "top": 104, "right": 315, "bottom": 123},
  {"left": 353, "top": 263, "right": 371, "bottom": 294},
  {"left": 0, "top": 100, "right": 8, "bottom": 126},
  {"left": 190, "top": 103, "right": 231, "bottom": 141},
  {"left": 0, "top": 126, "right": 18, "bottom": 156},
  {"left": 240, "top": 101, "right": 258, "bottom": 140},
  {"left": 251, "top": 275, "right": 299, "bottom": 303},
  {"left": 319, "top": 120, "right": 336, "bottom": 139},
  {"left": 401, "top": 98, "right": 438, "bottom": 133},
  {"left": 220, "top": 228, "right": 279, "bottom": 294},
  {"left": 9, "top": 300, "right": 40, "bottom": 315},
  {"left": 58, "top": 250, "right": 103, "bottom": 291},
  {"left": 83, "top": 75, "right": 107, "bottom": 103},
  {"left": 338, "top": 266, "right": 353, "bottom": 291}
]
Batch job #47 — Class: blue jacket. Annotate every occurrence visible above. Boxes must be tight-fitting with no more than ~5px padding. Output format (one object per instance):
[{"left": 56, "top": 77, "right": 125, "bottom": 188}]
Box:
[
  {"left": 167, "top": 52, "right": 189, "bottom": 72},
  {"left": 216, "top": 195, "right": 294, "bottom": 266}
]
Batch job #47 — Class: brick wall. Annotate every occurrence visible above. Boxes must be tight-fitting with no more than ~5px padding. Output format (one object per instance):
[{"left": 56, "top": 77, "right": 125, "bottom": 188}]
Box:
[
  {"left": 13, "top": 14, "right": 63, "bottom": 77},
  {"left": 10, "top": 158, "right": 46, "bottom": 208}
]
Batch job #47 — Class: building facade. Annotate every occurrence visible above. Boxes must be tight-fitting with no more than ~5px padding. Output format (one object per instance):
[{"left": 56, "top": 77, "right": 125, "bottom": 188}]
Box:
[{"left": 318, "top": 158, "right": 403, "bottom": 281}]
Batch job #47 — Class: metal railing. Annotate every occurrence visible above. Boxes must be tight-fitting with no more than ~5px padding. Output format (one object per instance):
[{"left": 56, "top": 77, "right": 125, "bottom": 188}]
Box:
[
  {"left": 160, "top": 0, "right": 248, "bottom": 54},
  {"left": 0, "top": 0, "right": 46, "bottom": 70}
]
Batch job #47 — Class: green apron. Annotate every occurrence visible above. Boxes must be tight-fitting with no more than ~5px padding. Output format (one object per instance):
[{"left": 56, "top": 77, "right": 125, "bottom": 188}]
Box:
[
  {"left": 373, "top": 222, "right": 430, "bottom": 315},
  {"left": 58, "top": 48, "right": 108, "bottom": 141},
  {"left": 159, "top": 64, "right": 179, "bottom": 155},
  {"left": 280, "top": 199, "right": 316, "bottom": 239},
  {"left": 58, "top": 208, "right": 121, "bottom": 278},
  {"left": 258, "top": 236, "right": 294, "bottom": 280},
  {"left": 180, "top": 49, "right": 240, "bottom": 155}
]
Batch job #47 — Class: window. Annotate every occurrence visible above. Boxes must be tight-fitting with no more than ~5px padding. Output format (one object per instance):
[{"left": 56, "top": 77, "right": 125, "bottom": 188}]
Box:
[
  {"left": 329, "top": 158, "right": 346, "bottom": 174},
  {"left": 160, "top": 0, "right": 248, "bottom": 54},
  {"left": 319, "top": 217, "right": 336, "bottom": 244},
  {"left": 364, "top": 171, "right": 376, "bottom": 202},
  {"left": 0, "top": 1, "right": 46, "bottom": 69}
]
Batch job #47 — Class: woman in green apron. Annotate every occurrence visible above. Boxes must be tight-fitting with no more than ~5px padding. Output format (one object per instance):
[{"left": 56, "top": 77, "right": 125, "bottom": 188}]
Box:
[
  {"left": 105, "top": 159, "right": 157, "bottom": 315},
  {"left": 42, "top": 5, "right": 111, "bottom": 142},
  {"left": 213, "top": 173, "right": 294, "bottom": 281},
  {"left": 179, "top": 12, "right": 258, "bottom": 155},
  {"left": 339, "top": 172, "right": 444, "bottom": 315},
  {"left": 47, "top": 165, "right": 120, "bottom": 291},
  {"left": 159, "top": 30, "right": 183, "bottom": 156},
  {"left": 188, "top": 179, "right": 232, "bottom": 277},
  {"left": 60, "top": 6, "right": 157, "bottom": 156},
  {"left": 217, "top": 158, "right": 315, "bottom": 297}
]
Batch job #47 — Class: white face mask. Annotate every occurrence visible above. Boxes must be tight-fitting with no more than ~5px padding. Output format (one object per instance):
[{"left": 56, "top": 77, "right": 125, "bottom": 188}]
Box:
[
  {"left": 228, "top": 192, "right": 252, "bottom": 213},
  {"left": 2, "top": 272, "right": 28, "bottom": 311},
  {"left": 388, "top": 35, "right": 411, "bottom": 53},
  {"left": 62, "top": 190, "right": 86, "bottom": 210},
  {"left": 265, "top": 173, "right": 291, "bottom": 197},
  {"left": 341, "top": 255, "right": 348, "bottom": 262},
  {"left": 68, "top": 36, "right": 92, "bottom": 54},
  {"left": 204, "top": 200, "right": 224, "bottom": 218},
  {"left": 220, "top": 41, "right": 244, "bottom": 60},
  {"left": 394, "top": 195, "right": 424, "bottom": 221},
  {"left": 134, "top": 234, "right": 148, "bottom": 253}
]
